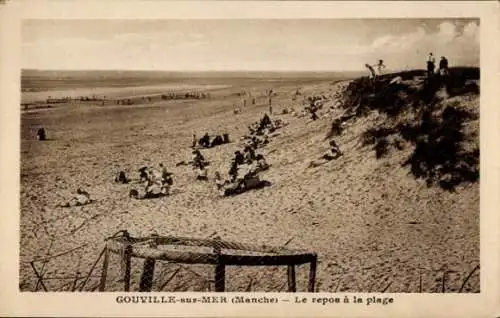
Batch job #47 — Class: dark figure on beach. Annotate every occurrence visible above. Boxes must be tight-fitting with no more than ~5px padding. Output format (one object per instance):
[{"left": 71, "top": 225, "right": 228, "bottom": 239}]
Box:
[
  {"left": 192, "top": 134, "right": 197, "bottom": 148},
  {"left": 138, "top": 166, "right": 149, "bottom": 181},
  {"left": 307, "top": 97, "right": 320, "bottom": 121},
  {"left": 228, "top": 160, "right": 239, "bottom": 182},
  {"left": 259, "top": 113, "right": 272, "bottom": 130},
  {"left": 36, "top": 128, "right": 46, "bottom": 141},
  {"left": 233, "top": 151, "right": 245, "bottom": 166},
  {"left": 243, "top": 145, "right": 256, "bottom": 163},
  {"left": 427, "top": 53, "right": 436, "bottom": 76},
  {"left": 199, "top": 133, "right": 210, "bottom": 148},
  {"left": 210, "top": 135, "right": 225, "bottom": 147},
  {"left": 129, "top": 189, "right": 165, "bottom": 200},
  {"left": 439, "top": 56, "right": 449, "bottom": 77},
  {"left": 214, "top": 171, "right": 226, "bottom": 193},
  {"left": 192, "top": 149, "right": 205, "bottom": 168},
  {"left": 115, "top": 171, "right": 129, "bottom": 184},
  {"left": 159, "top": 163, "right": 173, "bottom": 185},
  {"left": 328, "top": 139, "right": 342, "bottom": 158},
  {"left": 58, "top": 188, "right": 93, "bottom": 207},
  {"left": 308, "top": 106, "right": 319, "bottom": 121}
]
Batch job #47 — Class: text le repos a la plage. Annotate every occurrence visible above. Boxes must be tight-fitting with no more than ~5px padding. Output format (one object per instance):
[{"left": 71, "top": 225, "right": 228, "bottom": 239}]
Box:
[{"left": 115, "top": 295, "right": 394, "bottom": 306}]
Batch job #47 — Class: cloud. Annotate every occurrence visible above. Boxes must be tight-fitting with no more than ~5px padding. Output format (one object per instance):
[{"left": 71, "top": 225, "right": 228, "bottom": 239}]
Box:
[{"left": 366, "top": 21, "right": 479, "bottom": 71}]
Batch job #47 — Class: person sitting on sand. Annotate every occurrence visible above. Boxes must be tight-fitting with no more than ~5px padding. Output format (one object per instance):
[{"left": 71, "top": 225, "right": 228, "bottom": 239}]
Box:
[
  {"left": 192, "top": 149, "right": 205, "bottom": 168},
  {"left": 228, "top": 160, "right": 239, "bottom": 182},
  {"left": 199, "top": 133, "right": 211, "bottom": 148},
  {"left": 214, "top": 171, "right": 225, "bottom": 187},
  {"left": 259, "top": 113, "right": 272, "bottom": 131},
  {"left": 214, "top": 171, "right": 227, "bottom": 195},
  {"left": 115, "top": 170, "right": 129, "bottom": 184},
  {"left": 210, "top": 134, "right": 225, "bottom": 148},
  {"left": 196, "top": 166, "right": 209, "bottom": 181},
  {"left": 58, "top": 188, "right": 92, "bottom": 207},
  {"left": 130, "top": 168, "right": 170, "bottom": 199},
  {"left": 146, "top": 181, "right": 163, "bottom": 197},
  {"left": 233, "top": 151, "right": 245, "bottom": 166},
  {"left": 139, "top": 166, "right": 150, "bottom": 182},
  {"left": 36, "top": 128, "right": 46, "bottom": 141},
  {"left": 146, "top": 166, "right": 163, "bottom": 184},
  {"left": 129, "top": 188, "right": 164, "bottom": 200},
  {"left": 243, "top": 145, "right": 256, "bottom": 164},
  {"left": 255, "top": 154, "right": 270, "bottom": 171},
  {"left": 325, "top": 139, "right": 343, "bottom": 159},
  {"left": 159, "top": 163, "right": 173, "bottom": 185}
]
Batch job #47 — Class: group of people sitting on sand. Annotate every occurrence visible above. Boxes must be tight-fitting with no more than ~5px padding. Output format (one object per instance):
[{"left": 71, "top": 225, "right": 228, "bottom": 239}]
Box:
[
  {"left": 111, "top": 164, "right": 174, "bottom": 200},
  {"left": 214, "top": 140, "right": 271, "bottom": 197},
  {"left": 194, "top": 132, "right": 231, "bottom": 149},
  {"left": 132, "top": 164, "right": 173, "bottom": 199},
  {"left": 242, "top": 113, "right": 287, "bottom": 149},
  {"left": 171, "top": 113, "right": 278, "bottom": 197},
  {"left": 304, "top": 96, "right": 327, "bottom": 121}
]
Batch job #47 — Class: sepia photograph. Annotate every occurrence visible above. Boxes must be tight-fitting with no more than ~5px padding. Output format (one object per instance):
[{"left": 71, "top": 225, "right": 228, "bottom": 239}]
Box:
[{"left": 18, "top": 17, "right": 481, "bottom": 294}]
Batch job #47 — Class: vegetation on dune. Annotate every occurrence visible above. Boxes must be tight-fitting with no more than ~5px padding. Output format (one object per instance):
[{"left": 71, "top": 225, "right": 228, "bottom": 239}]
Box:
[{"left": 334, "top": 67, "right": 479, "bottom": 191}]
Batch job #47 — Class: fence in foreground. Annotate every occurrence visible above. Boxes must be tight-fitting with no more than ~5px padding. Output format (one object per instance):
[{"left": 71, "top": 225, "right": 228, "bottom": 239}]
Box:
[{"left": 99, "top": 230, "right": 317, "bottom": 292}]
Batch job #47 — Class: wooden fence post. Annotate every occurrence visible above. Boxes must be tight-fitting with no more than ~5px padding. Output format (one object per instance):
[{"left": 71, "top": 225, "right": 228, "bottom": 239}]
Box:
[
  {"left": 214, "top": 238, "right": 225, "bottom": 292},
  {"left": 308, "top": 255, "right": 317, "bottom": 292},
  {"left": 287, "top": 265, "right": 296, "bottom": 292},
  {"left": 139, "top": 234, "right": 158, "bottom": 292},
  {"left": 123, "top": 244, "right": 132, "bottom": 292},
  {"left": 139, "top": 258, "right": 156, "bottom": 292},
  {"left": 98, "top": 247, "right": 110, "bottom": 291}
]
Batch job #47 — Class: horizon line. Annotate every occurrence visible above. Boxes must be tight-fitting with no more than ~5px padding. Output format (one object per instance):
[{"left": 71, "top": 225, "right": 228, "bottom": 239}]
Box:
[{"left": 22, "top": 68, "right": 365, "bottom": 73}]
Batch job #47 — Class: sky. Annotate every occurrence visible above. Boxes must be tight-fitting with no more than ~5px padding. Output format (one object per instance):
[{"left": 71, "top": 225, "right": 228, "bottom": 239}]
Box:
[{"left": 22, "top": 19, "right": 480, "bottom": 72}]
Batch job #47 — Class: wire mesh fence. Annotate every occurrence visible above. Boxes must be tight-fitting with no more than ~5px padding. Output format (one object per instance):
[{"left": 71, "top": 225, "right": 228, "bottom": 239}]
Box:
[
  {"left": 98, "top": 230, "right": 317, "bottom": 292},
  {"left": 21, "top": 229, "right": 479, "bottom": 293}
]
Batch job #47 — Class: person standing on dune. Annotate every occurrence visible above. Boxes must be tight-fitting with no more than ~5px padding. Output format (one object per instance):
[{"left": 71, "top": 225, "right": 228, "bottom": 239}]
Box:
[
  {"left": 439, "top": 56, "right": 449, "bottom": 77},
  {"left": 365, "top": 63, "right": 376, "bottom": 81},
  {"left": 427, "top": 52, "right": 436, "bottom": 76},
  {"left": 375, "top": 59, "right": 386, "bottom": 78}
]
